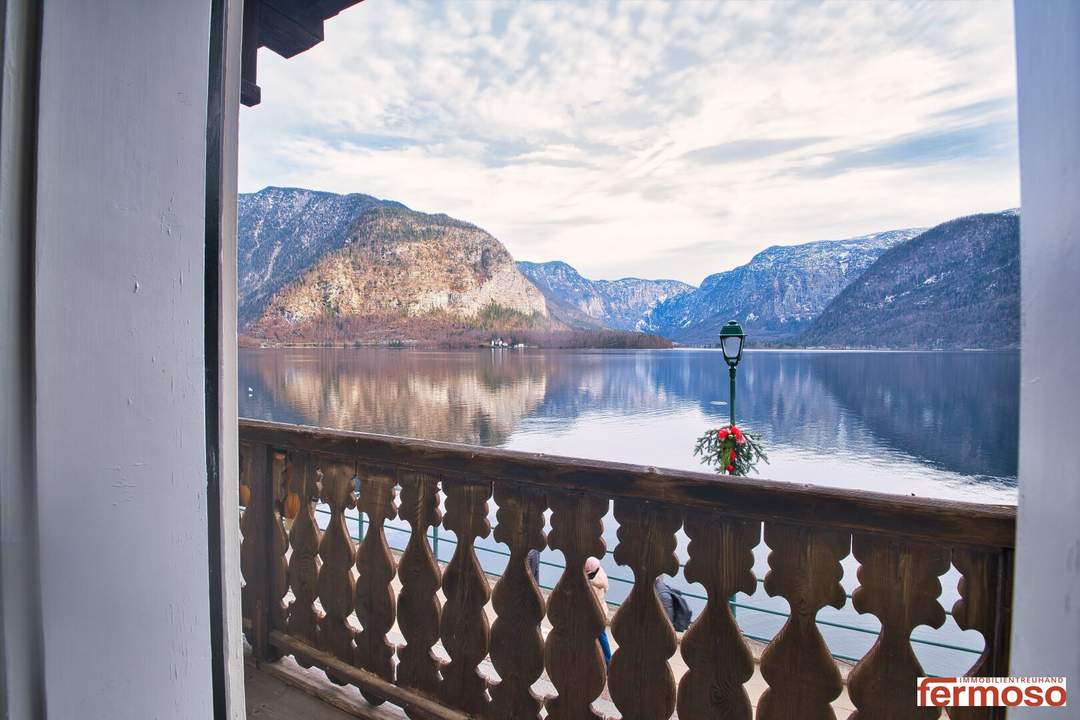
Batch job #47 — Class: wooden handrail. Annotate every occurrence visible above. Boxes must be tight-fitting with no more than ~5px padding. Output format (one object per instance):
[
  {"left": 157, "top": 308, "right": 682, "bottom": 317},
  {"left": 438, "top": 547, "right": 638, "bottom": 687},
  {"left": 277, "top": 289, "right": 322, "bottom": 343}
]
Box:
[{"left": 240, "top": 419, "right": 1015, "bottom": 548}]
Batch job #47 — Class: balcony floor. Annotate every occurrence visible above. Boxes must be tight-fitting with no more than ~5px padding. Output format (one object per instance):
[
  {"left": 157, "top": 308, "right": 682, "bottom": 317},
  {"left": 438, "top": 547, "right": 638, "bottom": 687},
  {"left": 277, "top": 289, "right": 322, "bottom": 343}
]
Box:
[
  {"left": 246, "top": 658, "right": 416, "bottom": 720},
  {"left": 246, "top": 661, "right": 360, "bottom": 720}
]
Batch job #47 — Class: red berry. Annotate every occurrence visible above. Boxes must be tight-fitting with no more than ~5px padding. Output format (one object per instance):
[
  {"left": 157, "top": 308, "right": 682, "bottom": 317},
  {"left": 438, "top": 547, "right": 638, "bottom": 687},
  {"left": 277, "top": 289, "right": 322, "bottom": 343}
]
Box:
[{"left": 726, "top": 464, "right": 735, "bottom": 472}]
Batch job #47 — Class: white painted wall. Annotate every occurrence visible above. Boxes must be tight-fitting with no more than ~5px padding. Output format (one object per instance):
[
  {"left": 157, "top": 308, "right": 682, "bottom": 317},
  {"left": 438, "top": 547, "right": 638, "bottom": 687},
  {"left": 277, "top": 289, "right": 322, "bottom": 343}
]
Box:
[
  {"left": 32, "top": 1, "right": 215, "bottom": 716},
  {"left": 1011, "top": 1, "right": 1080, "bottom": 713}
]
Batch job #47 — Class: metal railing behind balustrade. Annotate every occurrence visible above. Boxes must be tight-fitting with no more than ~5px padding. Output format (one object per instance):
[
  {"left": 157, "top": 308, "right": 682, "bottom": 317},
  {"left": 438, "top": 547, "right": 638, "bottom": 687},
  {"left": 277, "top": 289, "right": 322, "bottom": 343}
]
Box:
[{"left": 239, "top": 419, "right": 1014, "bottom": 720}]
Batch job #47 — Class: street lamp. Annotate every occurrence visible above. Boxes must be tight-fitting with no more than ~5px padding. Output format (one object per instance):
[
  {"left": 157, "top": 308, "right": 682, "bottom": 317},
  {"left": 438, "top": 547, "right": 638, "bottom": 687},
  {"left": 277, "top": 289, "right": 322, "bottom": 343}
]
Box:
[{"left": 719, "top": 320, "right": 745, "bottom": 426}]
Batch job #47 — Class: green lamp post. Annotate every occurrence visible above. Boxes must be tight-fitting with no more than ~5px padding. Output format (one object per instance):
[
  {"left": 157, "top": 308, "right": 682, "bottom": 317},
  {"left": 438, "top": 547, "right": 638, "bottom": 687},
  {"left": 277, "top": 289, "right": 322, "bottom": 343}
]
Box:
[{"left": 719, "top": 320, "right": 746, "bottom": 427}]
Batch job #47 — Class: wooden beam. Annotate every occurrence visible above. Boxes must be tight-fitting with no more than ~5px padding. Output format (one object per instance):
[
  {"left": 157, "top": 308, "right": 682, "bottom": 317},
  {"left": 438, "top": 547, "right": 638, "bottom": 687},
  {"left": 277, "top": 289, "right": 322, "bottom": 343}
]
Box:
[
  {"left": 260, "top": 0, "right": 325, "bottom": 59},
  {"left": 305, "top": 0, "right": 364, "bottom": 20},
  {"left": 241, "top": 0, "right": 262, "bottom": 106},
  {"left": 240, "top": 0, "right": 364, "bottom": 105}
]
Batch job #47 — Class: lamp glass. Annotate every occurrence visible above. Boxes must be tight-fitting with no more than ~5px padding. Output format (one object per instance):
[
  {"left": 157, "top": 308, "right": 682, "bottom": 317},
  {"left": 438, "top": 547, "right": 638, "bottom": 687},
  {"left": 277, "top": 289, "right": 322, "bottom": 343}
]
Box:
[
  {"left": 718, "top": 319, "right": 746, "bottom": 366},
  {"left": 721, "top": 334, "right": 743, "bottom": 362}
]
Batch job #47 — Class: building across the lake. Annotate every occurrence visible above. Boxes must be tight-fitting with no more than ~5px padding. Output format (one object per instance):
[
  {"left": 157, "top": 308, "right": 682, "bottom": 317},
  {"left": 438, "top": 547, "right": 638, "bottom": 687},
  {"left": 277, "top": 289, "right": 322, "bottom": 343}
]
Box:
[{"left": 0, "top": 1, "right": 1078, "bottom": 719}]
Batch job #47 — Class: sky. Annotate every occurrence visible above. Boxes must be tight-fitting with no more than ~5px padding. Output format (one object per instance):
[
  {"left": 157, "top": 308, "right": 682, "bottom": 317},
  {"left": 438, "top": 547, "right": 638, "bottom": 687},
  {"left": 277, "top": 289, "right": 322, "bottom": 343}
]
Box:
[{"left": 239, "top": 0, "right": 1019, "bottom": 285}]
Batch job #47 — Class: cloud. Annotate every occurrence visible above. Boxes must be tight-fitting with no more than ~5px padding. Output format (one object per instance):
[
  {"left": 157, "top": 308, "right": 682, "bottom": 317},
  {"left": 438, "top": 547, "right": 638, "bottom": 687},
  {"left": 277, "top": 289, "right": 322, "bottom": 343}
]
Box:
[
  {"left": 683, "top": 137, "right": 830, "bottom": 165},
  {"left": 794, "top": 121, "right": 1017, "bottom": 178},
  {"left": 932, "top": 97, "right": 1015, "bottom": 121},
  {"left": 240, "top": 0, "right": 1019, "bottom": 284}
]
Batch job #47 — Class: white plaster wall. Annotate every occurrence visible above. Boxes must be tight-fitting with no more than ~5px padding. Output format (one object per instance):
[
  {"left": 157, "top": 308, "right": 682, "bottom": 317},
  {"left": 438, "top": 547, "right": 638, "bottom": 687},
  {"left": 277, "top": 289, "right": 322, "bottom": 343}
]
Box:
[
  {"left": 33, "top": 1, "right": 215, "bottom": 717},
  {"left": 1011, "top": 1, "right": 1080, "bottom": 712}
]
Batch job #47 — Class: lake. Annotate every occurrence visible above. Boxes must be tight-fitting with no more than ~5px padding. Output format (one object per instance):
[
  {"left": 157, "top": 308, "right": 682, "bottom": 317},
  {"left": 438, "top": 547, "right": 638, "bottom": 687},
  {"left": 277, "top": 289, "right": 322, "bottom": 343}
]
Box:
[
  {"left": 240, "top": 347, "right": 1018, "bottom": 502},
  {"left": 239, "top": 347, "right": 1019, "bottom": 674}
]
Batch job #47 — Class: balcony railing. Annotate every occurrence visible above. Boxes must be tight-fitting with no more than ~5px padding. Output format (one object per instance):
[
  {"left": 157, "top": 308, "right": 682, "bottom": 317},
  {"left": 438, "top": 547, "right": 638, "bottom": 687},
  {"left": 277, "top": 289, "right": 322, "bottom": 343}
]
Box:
[{"left": 239, "top": 419, "right": 1015, "bottom": 719}]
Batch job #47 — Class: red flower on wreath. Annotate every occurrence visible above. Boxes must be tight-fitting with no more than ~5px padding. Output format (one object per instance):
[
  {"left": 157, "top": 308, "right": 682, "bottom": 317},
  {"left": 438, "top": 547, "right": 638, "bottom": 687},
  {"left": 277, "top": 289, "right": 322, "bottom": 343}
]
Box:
[{"left": 694, "top": 423, "right": 768, "bottom": 477}]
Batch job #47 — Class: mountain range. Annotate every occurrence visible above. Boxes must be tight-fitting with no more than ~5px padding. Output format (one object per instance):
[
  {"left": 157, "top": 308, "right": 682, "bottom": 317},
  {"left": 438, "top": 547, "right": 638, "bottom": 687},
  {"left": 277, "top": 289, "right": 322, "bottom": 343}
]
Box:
[
  {"left": 516, "top": 261, "right": 693, "bottom": 331},
  {"left": 237, "top": 186, "right": 1019, "bottom": 350},
  {"left": 639, "top": 228, "right": 924, "bottom": 343}
]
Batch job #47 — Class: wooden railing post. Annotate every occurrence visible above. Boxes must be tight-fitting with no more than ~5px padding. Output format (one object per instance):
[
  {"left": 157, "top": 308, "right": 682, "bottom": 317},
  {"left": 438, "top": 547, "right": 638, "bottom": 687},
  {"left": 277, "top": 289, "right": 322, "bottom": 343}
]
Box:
[
  {"left": 949, "top": 545, "right": 1015, "bottom": 720},
  {"left": 990, "top": 547, "right": 1013, "bottom": 678},
  {"left": 678, "top": 512, "right": 758, "bottom": 720},
  {"left": 316, "top": 461, "right": 358, "bottom": 685},
  {"left": 353, "top": 470, "right": 398, "bottom": 705},
  {"left": 847, "top": 534, "right": 950, "bottom": 719},
  {"left": 396, "top": 472, "right": 443, "bottom": 698},
  {"left": 285, "top": 452, "right": 322, "bottom": 666},
  {"left": 989, "top": 548, "right": 1014, "bottom": 720},
  {"left": 544, "top": 490, "right": 608, "bottom": 720},
  {"left": 489, "top": 482, "right": 547, "bottom": 720},
  {"left": 438, "top": 479, "right": 493, "bottom": 715},
  {"left": 608, "top": 499, "right": 681, "bottom": 720},
  {"left": 757, "top": 523, "right": 848, "bottom": 720},
  {"left": 248, "top": 442, "right": 274, "bottom": 663},
  {"left": 242, "top": 444, "right": 288, "bottom": 666}
]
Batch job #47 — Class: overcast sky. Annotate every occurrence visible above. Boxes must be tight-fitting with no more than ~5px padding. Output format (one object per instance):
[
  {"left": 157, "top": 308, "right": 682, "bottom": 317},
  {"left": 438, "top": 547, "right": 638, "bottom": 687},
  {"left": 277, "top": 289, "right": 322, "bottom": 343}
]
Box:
[{"left": 239, "top": 0, "right": 1018, "bottom": 285}]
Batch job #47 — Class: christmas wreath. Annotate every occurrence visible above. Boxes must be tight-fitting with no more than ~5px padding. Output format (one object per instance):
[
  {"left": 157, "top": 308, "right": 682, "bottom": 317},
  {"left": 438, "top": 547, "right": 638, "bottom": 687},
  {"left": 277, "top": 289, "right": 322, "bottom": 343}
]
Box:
[{"left": 694, "top": 424, "right": 768, "bottom": 476}]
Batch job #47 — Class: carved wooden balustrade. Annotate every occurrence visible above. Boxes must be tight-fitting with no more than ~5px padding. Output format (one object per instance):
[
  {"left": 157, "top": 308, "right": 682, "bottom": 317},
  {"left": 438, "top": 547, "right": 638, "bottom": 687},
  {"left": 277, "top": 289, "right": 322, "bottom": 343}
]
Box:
[{"left": 239, "top": 419, "right": 1015, "bottom": 720}]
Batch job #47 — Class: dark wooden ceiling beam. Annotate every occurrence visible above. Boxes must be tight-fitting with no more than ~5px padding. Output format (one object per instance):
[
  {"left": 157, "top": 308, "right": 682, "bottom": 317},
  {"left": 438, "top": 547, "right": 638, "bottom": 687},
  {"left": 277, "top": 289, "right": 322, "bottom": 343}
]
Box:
[
  {"left": 260, "top": 0, "right": 325, "bottom": 59},
  {"left": 241, "top": 0, "right": 262, "bottom": 107},
  {"left": 304, "top": 0, "right": 364, "bottom": 19},
  {"left": 241, "top": 0, "right": 363, "bottom": 107}
]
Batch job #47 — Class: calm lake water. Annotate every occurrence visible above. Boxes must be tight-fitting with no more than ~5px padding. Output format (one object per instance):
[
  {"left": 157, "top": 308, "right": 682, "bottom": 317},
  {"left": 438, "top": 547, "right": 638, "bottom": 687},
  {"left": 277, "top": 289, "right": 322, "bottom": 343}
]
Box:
[{"left": 239, "top": 347, "right": 1019, "bottom": 675}]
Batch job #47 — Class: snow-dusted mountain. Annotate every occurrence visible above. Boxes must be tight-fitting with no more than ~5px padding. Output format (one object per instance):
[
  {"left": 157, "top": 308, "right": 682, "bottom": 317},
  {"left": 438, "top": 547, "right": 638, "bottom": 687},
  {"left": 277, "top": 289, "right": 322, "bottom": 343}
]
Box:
[
  {"left": 802, "top": 211, "right": 1019, "bottom": 349},
  {"left": 238, "top": 187, "right": 548, "bottom": 338},
  {"left": 239, "top": 187, "right": 404, "bottom": 325},
  {"left": 640, "top": 228, "right": 925, "bottom": 343},
  {"left": 516, "top": 260, "right": 694, "bottom": 331}
]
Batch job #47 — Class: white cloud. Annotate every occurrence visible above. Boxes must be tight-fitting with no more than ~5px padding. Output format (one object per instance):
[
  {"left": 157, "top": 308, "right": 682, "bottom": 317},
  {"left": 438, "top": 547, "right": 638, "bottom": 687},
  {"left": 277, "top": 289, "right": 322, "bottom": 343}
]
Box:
[{"left": 239, "top": 0, "right": 1018, "bottom": 285}]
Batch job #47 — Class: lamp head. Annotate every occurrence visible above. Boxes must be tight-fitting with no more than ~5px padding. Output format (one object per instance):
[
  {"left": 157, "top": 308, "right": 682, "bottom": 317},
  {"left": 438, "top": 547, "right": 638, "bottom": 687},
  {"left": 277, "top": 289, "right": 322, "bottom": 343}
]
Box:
[{"left": 719, "top": 320, "right": 746, "bottom": 368}]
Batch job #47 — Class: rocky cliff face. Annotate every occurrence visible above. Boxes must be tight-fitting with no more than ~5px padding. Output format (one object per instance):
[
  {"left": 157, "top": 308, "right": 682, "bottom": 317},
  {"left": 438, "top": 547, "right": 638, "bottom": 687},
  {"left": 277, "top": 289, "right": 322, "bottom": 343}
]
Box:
[
  {"left": 239, "top": 187, "right": 548, "bottom": 337},
  {"left": 641, "top": 228, "right": 924, "bottom": 343},
  {"left": 239, "top": 187, "right": 398, "bottom": 325},
  {"left": 801, "top": 211, "right": 1019, "bottom": 349},
  {"left": 516, "top": 260, "right": 694, "bottom": 331}
]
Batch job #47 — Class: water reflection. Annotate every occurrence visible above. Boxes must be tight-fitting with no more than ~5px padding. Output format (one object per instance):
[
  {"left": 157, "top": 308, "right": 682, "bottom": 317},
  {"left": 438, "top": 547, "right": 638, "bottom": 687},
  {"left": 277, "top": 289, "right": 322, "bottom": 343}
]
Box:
[
  {"left": 242, "top": 350, "right": 548, "bottom": 445},
  {"left": 240, "top": 348, "right": 1018, "bottom": 502}
]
